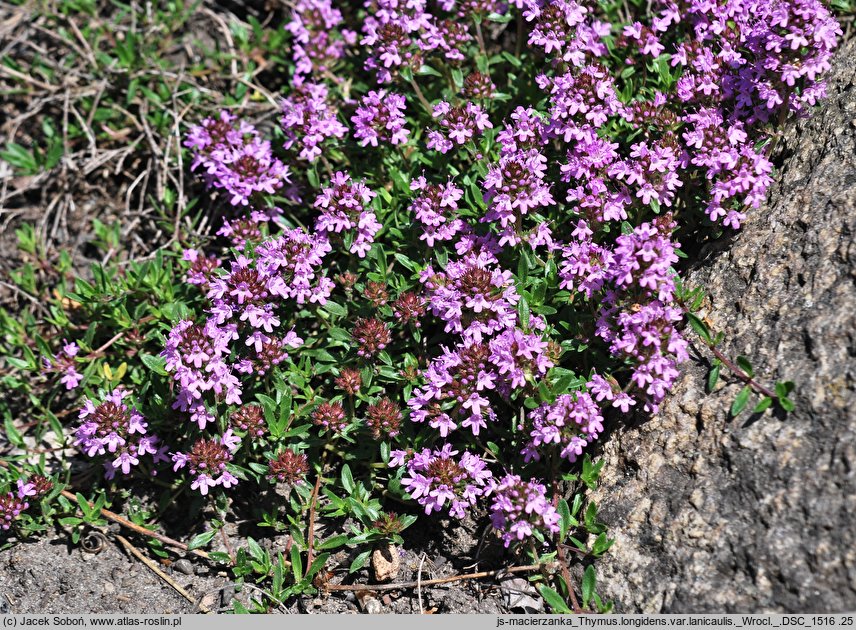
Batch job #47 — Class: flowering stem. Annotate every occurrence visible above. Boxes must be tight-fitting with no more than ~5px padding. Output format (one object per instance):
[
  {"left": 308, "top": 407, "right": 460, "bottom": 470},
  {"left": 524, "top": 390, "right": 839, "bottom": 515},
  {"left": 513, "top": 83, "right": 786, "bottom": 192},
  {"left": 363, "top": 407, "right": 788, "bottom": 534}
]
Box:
[
  {"left": 549, "top": 451, "right": 584, "bottom": 614},
  {"left": 706, "top": 343, "right": 777, "bottom": 400},
  {"left": 474, "top": 20, "right": 488, "bottom": 59},
  {"left": 408, "top": 76, "right": 433, "bottom": 116},
  {"left": 303, "top": 462, "right": 324, "bottom": 579}
]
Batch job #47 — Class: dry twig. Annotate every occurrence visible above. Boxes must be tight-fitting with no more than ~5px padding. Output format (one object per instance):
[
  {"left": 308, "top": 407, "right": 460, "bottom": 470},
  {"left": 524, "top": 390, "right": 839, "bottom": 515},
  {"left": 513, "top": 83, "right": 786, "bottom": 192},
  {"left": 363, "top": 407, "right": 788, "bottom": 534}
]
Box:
[
  {"left": 116, "top": 535, "right": 211, "bottom": 613},
  {"left": 323, "top": 562, "right": 555, "bottom": 593}
]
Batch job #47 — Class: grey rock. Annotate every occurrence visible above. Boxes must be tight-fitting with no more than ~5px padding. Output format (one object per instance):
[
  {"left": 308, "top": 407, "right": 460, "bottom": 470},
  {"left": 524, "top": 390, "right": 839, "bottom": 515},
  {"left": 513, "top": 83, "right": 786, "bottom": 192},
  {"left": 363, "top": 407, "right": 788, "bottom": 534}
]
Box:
[
  {"left": 219, "top": 584, "right": 236, "bottom": 609},
  {"left": 500, "top": 577, "right": 544, "bottom": 613},
  {"left": 589, "top": 37, "right": 856, "bottom": 613},
  {"left": 172, "top": 559, "right": 194, "bottom": 576}
]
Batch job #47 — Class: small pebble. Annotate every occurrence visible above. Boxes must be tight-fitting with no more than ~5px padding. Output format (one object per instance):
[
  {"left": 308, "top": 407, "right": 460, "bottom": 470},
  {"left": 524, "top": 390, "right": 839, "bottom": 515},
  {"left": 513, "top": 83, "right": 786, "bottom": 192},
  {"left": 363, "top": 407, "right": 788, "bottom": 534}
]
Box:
[
  {"left": 365, "top": 598, "right": 383, "bottom": 615},
  {"left": 173, "top": 559, "right": 194, "bottom": 575},
  {"left": 371, "top": 543, "right": 401, "bottom": 582},
  {"left": 220, "top": 584, "right": 236, "bottom": 608}
]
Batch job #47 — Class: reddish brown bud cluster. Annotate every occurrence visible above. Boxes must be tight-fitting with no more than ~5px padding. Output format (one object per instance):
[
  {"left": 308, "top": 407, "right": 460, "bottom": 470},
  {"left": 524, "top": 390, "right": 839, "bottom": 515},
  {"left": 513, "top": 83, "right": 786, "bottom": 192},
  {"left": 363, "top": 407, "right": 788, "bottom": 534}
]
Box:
[
  {"left": 365, "top": 281, "right": 389, "bottom": 307},
  {"left": 254, "top": 338, "right": 288, "bottom": 376},
  {"left": 373, "top": 511, "right": 406, "bottom": 535},
  {"left": 230, "top": 405, "right": 267, "bottom": 438},
  {"left": 187, "top": 439, "right": 231, "bottom": 475},
  {"left": 366, "top": 397, "right": 402, "bottom": 439},
  {"left": 352, "top": 317, "right": 391, "bottom": 358},
  {"left": 392, "top": 292, "right": 425, "bottom": 327},
  {"left": 312, "top": 401, "right": 348, "bottom": 433},
  {"left": 27, "top": 475, "right": 54, "bottom": 498},
  {"left": 463, "top": 71, "right": 495, "bottom": 100},
  {"left": 335, "top": 368, "right": 363, "bottom": 395},
  {"left": 267, "top": 449, "right": 309, "bottom": 485},
  {"left": 337, "top": 271, "right": 358, "bottom": 290}
]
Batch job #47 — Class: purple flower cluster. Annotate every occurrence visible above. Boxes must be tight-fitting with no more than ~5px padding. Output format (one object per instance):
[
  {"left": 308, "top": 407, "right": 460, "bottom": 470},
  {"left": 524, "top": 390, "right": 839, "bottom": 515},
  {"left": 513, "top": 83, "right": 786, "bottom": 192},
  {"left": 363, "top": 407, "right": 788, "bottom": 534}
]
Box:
[
  {"left": 490, "top": 475, "right": 560, "bottom": 547},
  {"left": 42, "top": 340, "right": 82, "bottom": 391},
  {"left": 682, "top": 108, "right": 772, "bottom": 228},
  {"left": 74, "top": 389, "right": 168, "bottom": 479},
  {"left": 314, "top": 171, "right": 380, "bottom": 258},
  {"left": 482, "top": 149, "right": 554, "bottom": 247},
  {"left": 352, "top": 90, "right": 410, "bottom": 147},
  {"left": 1, "top": 476, "right": 52, "bottom": 531},
  {"left": 185, "top": 111, "right": 290, "bottom": 207},
  {"left": 360, "top": 0, "right": 432, "bottom": 83},
  {"left": 420, "top": 251, "right": 519, "bottom": 341},
  {"left": 594, "top": 220, "right": 689, "bottom": 412},
  {"left": 168, "top": 0, "right": 841, "bottom": 545},
  {"left": 409, "top": 175, "right": 465, "bottom": 246},
  {"left": 407, "top": 322, "right": 555, "bottom": 438},
  {"left": 523, "top": 0, "right": 609, "bottom": 66},
  {"left": 426, "top": 101, "right": 492, "bottom": 154},
  {"left": 172, "top": 430, "right": 241, "bottom": 495},
  {"left": 523, "top": 388, "right": 605, "bottom": 464},
  {"left": 394, "top": 443, "right": 494, "bottom": 518},
  {"left": 285, "top": 0, "right": 355, "bottom": 78},
  {"left": 166, "top": 228, "right": 323, "bottom": 428},
  {"left": 280, "top": 82, "right": 349, "bottom": 162},
  {"left": 254, "top": 228, "right": 335, "bottom": 305},
  {"left": 670, "top": 0, "right": 840, "bottom": 123}
]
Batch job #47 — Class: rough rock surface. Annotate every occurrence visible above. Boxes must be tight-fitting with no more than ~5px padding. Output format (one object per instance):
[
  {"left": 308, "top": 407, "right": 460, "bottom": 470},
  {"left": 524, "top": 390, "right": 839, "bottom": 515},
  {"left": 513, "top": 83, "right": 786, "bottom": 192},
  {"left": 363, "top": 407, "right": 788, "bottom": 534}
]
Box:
[{"left": 589, "top": 37, "right": 856, "bottom": 613}]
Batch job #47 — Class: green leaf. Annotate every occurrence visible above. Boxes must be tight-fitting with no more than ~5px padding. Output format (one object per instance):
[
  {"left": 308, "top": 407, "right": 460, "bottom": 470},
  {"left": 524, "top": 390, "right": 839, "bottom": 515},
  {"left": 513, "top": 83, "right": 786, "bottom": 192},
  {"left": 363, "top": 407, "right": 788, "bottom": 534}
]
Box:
[
  {"left": 686, "top": 313, "right": 712, "bottom": 344},
  {"left": 517, "top": 294, "right": 531, "bottom": 331},
  {"left": 317, "top": 534, "right": 351, "bottom": 551},
  {"left": 537, "top": 584, "right": 572, "bottom": 614},
  {"left": 581, "top": 565, "right": 596, "bottom": 606},
  {"left": 1, "top": 143, "right": 39, "bottom": 174},
  {"left": 487, "top": 11, "right": 513, "bottom": 23},
  {"left": 305, "top": 552, "right": 330, "bottom": 580},
  {"left": 322, "top": 301, "right": 348, "bottom": 317},
  {"left": 341, "top": 464, "right": 355, "bottom": 495},
  {"left": 4, "top": 418, "right": 24, "bottom": 448},
  {"left": 207, "top": 551, "right": 232, "bottom": 564},
  {"left": 753, "top": 397, "right": 773, "bottom": 413},
  {"left": 517, "top": 251, "right": 530, "bottom": 284},
  {"left": 232, "top": 600, "right": 250, "bottom": 614},
  {"left": 140, "top": 353, "right": 168, "bottom": 376},
  {"left": 246, "top": 537, "right": 265, "bottom": 563},
  {"left": 730, "top": 385, "right": 751, "bottom": 417},
  {"left": 736, "top": 355, "right": 754, "bottom": 378},
  {"left": 75, "top": 493, "right": 92, "bottom": 518},
  {"left": 591, "top": 533, "right": 615, "bottom": 557},
  {"left": 570, "top": 493, "right": 583, "bottom": 517},
  {"left": 501, "top": 51, "right": 522, "bottom": 68},
  {"left": 558, "top": 499, "right": 572, "bottom": 540},
  {"left": 187, "top": 530, "right": 217, "bottom": 551},
  {"left": 775, "top": 381, "right": 795, "bottom": 399},
  {"left": 290, "top": 545, "right": 303, "bottom": 583},
  {"left": 5, "top": 356, "right": 31, "bottom": 370},
  {"left": 707, "top": 364, "right": 720, "bottom": 392},
  {"left": 349, "top": 549, "right": 372, "bottom": 573},
  {"left": 779, "top": 397, "right": 795, "bottom": 412},
  {"left": 416, "top": 64, "right": 443, "bottom": 77}
]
